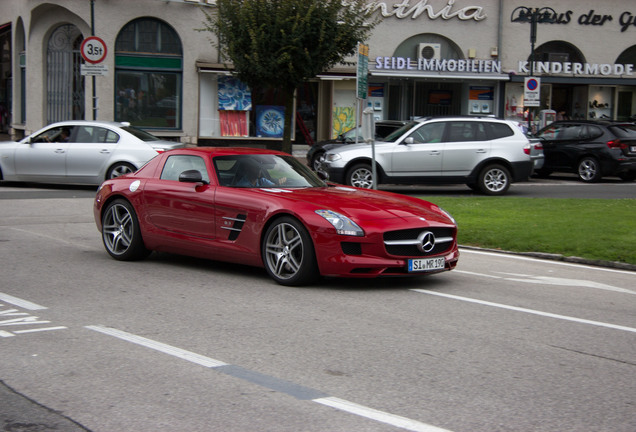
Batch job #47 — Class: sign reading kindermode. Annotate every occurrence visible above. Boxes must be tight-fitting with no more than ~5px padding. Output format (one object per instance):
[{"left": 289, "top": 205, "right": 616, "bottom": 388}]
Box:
[
  {"left": 524, "top": 77, "right": 541, "bottom": 107},
  {"left": 80, "top": 36, "right": 108, "bottom": 76}
]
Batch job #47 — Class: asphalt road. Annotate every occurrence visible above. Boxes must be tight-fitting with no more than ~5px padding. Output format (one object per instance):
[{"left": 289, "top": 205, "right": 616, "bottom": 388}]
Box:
[
  {"left": 1, "top": 174, "right": 636, "bottom": 200},
  {"left": 1, "top": 195, "right": 634, "bottom": 432}
]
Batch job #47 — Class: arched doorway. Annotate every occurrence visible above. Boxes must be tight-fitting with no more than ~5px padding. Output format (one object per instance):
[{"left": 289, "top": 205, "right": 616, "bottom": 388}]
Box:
[{"left": 47, "top": 24, "right": 84, "bottom": 123}]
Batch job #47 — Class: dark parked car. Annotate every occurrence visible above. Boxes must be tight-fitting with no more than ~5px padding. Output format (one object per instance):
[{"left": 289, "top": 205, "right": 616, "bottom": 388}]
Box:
[
  {"left": 306, "top": 120, "right": 405, "bottom": 171},
  {"left": 533, "top": 120, "right": 636, "bottom": 182}
]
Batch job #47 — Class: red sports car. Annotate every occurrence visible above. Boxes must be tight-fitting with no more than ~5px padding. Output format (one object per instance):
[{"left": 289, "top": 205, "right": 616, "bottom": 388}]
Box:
[{"left": 94, "top": 147, "right": 459, "bottom": 285}]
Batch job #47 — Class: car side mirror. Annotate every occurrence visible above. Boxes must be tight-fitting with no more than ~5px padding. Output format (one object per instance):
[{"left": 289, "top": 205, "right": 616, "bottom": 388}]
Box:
[
  {"left": 179, "top": 169, "right": 208, "bottom": 185},
  {"left": 404, "top": 137, "right": 414, "bottom": 145}
]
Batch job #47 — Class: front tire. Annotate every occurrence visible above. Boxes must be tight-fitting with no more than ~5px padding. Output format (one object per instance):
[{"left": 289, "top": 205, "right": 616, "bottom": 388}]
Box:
[
  {"left": 262, "top": 217, "right": 318, "bottom": 286},
  {"left": 477, "top": 164, "right": 510, "bottom": 195},
  {"left": 346, "top": 163, "right": 374, "bottom": 189},
  {"left": 577, "top": 157, "right": 601, "bottom": 182},
  {"left": 311, "top": 151, "right": 325, "bottom": 171},
  {"left": 101, "top": 199, "right": 150, "bottom": 261}
]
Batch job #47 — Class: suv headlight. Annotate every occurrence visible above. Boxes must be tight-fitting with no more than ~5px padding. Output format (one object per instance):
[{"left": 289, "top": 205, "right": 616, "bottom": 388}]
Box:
[
  {"left": 325, "top": 153, "right": 342, "bottom": 162},
  {"left": 315, "top": 210, "right": 364, "bottom": 236}
]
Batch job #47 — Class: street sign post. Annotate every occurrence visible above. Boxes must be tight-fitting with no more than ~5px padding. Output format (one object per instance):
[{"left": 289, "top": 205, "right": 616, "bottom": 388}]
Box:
[
  {"left": 524, "top": 76, "right": 541, "bottom": 107},
  {"left": 80, "top": 36, "right": 107, "bottom": 64},
  {"left": 80, "top": 36, "right": 108, "bottom": 76},
  {"left": 357, "top": 43, "right": 369, "bottom": 100}
]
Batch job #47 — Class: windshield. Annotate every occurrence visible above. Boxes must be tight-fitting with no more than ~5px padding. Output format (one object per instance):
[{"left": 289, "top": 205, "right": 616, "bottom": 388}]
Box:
[
  {"left": 382, "top": 121, "right": 419, "bottom": 142},
  {"left": 121, "top": 126, "right": 160, "bottom": 142},
  {"left": 214, "top": 154, "right": 328, "bottom": 188},
  {"left": 341, "top": 127, "right": 363, "bottom": 141}
]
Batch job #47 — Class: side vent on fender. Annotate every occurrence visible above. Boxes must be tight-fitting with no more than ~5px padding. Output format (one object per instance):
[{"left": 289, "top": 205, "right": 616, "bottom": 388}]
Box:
[{"left": 221, "top": 214, "right": 246, "bottom": 241}]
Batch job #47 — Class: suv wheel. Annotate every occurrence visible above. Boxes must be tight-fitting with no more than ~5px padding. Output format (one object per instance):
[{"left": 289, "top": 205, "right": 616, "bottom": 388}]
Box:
[
  {"left": 311, "top": 151, "right": 325, "bottom": 171},
  {"left": 477, "top": 164, "right": 510, "bottom": 195},
  {"left": 577, "top": 157, "right": 602, "bottom": 182},
  {"left": 346, "top": 163, "right": 374, "bottom": 189}
]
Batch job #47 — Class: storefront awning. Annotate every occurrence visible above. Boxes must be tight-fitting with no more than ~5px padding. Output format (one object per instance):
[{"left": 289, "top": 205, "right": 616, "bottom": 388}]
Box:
[{"left": 509, "top": 75, "right": 636, "bottom": 86}]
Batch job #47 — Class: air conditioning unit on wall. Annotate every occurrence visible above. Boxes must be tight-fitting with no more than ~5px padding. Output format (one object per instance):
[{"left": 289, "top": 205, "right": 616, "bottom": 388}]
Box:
[{"left": 417, "top": 43, "right": 441, "bottom": 61}]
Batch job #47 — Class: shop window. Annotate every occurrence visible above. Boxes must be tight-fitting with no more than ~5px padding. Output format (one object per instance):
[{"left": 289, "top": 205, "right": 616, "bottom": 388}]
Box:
[
  {"left": 115, "top": 18, "right": 182, "bottom": 130},
  {"left": 199, "top": 74, "right": 300, "bottom": 140}
]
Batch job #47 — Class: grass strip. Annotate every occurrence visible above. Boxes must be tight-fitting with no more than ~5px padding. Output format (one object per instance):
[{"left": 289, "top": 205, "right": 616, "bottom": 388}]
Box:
[{"left": 418, "top": 197, "right": 636, "bottom": 266}]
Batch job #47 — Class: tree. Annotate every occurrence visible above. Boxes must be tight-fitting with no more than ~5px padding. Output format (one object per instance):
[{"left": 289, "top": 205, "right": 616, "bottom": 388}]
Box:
[{"left": 202, "top": 0, "right": 380, "bottom": 153}]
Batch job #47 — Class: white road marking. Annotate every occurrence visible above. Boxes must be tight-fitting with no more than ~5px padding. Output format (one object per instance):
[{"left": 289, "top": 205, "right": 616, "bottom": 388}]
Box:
[
  {"left": 86, "top": 325, "right": 455, "bottom": 432},
  {"left": 411, "top": 290, "right": 636, "bottom": 334},
  {"left": 459, "top": 248, "right": 636, "bottom": 275},
  {"left": 454, "top": 270, "right": 635, "bottom": 295},
  {"left": 85, "top": 325, "right": 228, "bottom": 368},
  {"left": 13, "top": 326, "right": 67, "bottom": 334},
  {"left": 314, "top": 397, "right": 453, "bottom": 432},
  {"left": 0, "top": 293, "right": 47, "bottom": 310},
  {"left": 7, "top": 226, "right": 101, "bottom": 251}
]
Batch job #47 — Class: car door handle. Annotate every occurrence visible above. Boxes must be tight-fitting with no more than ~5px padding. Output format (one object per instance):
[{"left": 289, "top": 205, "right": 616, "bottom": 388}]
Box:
[
  {"left": 54, "top": 149, "right": 65, "bottom": 153},
  {"left": 100, "top": 149, "right": 111, "bottom": 154},
  {"left": 476, "top": 149, "right": 487, "bottom": 153},
  {"left": 429, "top": 151, "right": 441, "bottom": 155}
]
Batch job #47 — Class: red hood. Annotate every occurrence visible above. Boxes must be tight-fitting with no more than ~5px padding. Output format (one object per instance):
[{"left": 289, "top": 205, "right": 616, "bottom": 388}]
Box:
[{"left": 260, "top": 186, "right": 451, "bottom": 224}]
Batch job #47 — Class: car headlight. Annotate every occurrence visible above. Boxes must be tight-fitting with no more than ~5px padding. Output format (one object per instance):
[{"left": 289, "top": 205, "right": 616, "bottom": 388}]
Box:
[
  {"left": 437, "top": 206, "right": 457, "bottom": 225},
  {"left": 325, "top": 153, "right": 342, "bottom": 162},
  {"left": 315, "top": 210, "right": 364, "bottom": 236}
]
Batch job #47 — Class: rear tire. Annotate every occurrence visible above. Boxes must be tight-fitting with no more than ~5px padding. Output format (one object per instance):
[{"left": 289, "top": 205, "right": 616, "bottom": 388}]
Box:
[
  {"left": 106, "top": 162, "right": 136, "bottom": 180},
  {"left": 477, "top": 164, "right": 510, "bottom": 195}
]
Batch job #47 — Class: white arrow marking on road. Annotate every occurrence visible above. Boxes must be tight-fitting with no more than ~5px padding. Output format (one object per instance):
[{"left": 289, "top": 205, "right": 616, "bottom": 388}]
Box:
[{"left": 454, "top": 270, "right": 635, "bottom": 295}]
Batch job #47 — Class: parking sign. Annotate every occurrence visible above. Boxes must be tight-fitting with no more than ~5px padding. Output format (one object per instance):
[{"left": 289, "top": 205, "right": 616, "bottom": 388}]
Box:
[{"left": 524, "top": 77, "right": 540, "bottom": 107}]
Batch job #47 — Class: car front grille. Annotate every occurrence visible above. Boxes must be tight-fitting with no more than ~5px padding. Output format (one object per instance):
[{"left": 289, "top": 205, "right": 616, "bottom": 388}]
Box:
[{"left": 383, "top": 227, "right": 454, "bottom": 257}]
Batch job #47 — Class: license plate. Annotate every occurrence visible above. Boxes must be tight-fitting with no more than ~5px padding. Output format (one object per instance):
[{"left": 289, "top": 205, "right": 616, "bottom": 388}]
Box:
[
  {"left": 408, "top": 257, "right": 446, "bottom": 272},
  {"left": 631, "top": 146, "right": 636, "bottom": 153}
]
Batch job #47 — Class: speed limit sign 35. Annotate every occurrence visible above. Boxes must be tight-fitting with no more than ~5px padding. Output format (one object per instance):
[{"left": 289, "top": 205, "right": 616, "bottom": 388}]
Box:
[{"left": 81, "top": 36, "right": 107, "bottom": 64}]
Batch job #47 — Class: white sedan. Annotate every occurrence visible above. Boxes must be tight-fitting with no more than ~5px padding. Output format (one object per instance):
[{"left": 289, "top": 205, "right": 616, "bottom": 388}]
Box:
[{"left": 0, "top": 121, "right": 184, "bottom": 185}]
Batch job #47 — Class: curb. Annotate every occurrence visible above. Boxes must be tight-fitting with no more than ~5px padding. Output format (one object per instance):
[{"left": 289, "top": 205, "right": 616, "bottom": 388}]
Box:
[{"left": 460, "top": 245, "right": 636, "bottom": 272}]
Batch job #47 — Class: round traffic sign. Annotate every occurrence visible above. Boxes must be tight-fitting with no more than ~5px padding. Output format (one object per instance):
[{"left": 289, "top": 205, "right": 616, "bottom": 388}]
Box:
[
  {"left": 526, "top": 78, "right": 538, "bottom": 91},
  {"left": 80, "top": 36, "right": 107, "bottom": 64}
]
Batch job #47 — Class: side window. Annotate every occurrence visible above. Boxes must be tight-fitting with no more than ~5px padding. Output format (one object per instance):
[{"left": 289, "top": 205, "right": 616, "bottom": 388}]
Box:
[
  {"left": 447, "top": 122, "right": 486, "bottom": 142},
  {"left": 557, "top": 125, "right": 582, "bottom": 140},
  {"left": 537, "top": 125, "right": 559, "bottom": 140},
  {"left": 75, "top": 126, "right": 95, "bottom": 143},
  {"left": 32, "top": 126, "right": 74, "bottom": 143},
  {"left": 408, "top": 122, "right": 445, "bottom": 143},
  {"left": 585, "top": 125, "right": 603, "bottom": 140},
  {"left": 93, "top": 127, "right": 120, "bottom": 143},
  {"left": 160, "top": 155, "right": 209, "bottom": 182},
  {"left": 486, "top": 122, "right": 514, "bottom": 139}
]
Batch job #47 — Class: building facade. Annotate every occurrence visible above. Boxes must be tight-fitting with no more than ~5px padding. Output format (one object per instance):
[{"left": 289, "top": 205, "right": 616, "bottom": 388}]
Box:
[{"left": 1, "top": 0, "right": 635, "bottom": 145}]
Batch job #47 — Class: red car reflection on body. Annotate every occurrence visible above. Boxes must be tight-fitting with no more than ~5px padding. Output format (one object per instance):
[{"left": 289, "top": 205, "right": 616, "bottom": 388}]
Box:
[{"left": 94, "top": 147, "right": 459, "bottom": 285}]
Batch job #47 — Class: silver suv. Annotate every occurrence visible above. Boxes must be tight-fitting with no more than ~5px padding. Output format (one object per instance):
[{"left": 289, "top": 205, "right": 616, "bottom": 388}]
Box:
[{"left": 320, "top": 117, "right": 535, "bottom": 195}]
